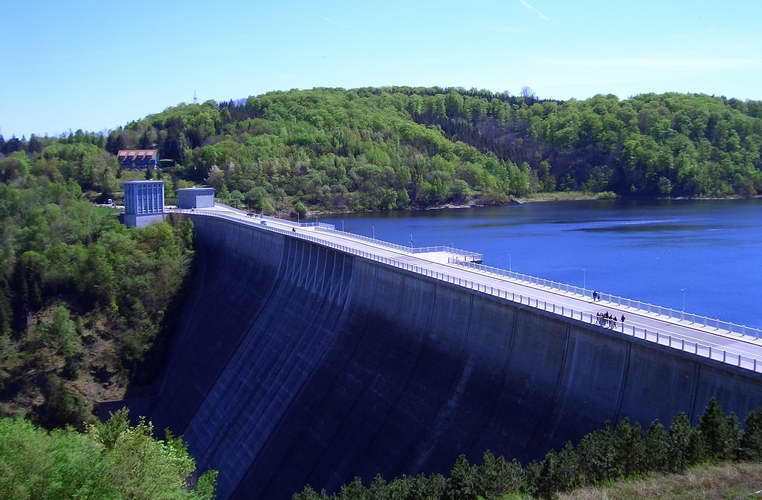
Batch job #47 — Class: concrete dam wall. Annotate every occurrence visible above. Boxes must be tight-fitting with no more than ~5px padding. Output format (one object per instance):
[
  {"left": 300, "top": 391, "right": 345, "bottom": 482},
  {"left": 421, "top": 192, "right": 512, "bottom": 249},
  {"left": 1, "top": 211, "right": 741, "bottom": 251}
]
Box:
[{"left": 145, "top": 215, "right": 762, "bottom": 499}]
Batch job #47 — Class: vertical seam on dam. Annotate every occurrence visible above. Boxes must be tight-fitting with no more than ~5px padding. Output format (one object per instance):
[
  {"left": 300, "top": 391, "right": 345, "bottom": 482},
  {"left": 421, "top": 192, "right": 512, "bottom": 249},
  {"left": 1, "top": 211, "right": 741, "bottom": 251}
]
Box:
[
  {"left": 532, "top": 322, "right": 572, "bottom": 446},
  {"left": 187, "top": 229, "right": 292, "bottom": 465},
  {"left": 294, "top": 255, "right": 382, "bottom": 489},
  {"left": 412, "top": 282, "right": 476, "bottom": 471},
  {"left": 242, "top": 245, "right": 357, "bottom": 499},
  {"left": 689, "top": 363, "right": 701, "bottom": 424},
  {"left": 614, "top": 341, "right": 632, "bottom": 422}
]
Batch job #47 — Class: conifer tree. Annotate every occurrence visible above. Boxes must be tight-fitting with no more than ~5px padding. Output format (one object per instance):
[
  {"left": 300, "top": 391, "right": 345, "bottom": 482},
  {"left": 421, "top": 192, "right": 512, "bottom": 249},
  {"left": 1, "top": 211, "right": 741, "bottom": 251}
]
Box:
[
  {"left": 644, "top": 420, "right": 670, "bottom": 472},
  {"left": 614, "top": 418, "right": 645, "bottom": 476},
  {"left": 668, "top": 412, "right": 693, "bottom": 472},
  {"left": 740, "top": 407, "right": 762, "bottom": 460},
  {"left": 447, "top": 454, "right": 478, "bottom": 500},
  {"left": 698, "top": 398, "right": 730, "bottom": 461}
]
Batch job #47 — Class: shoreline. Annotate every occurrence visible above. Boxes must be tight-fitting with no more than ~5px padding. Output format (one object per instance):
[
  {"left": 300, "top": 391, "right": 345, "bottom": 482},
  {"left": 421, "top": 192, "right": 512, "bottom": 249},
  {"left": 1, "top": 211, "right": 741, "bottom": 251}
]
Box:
[{"left": 297, "top": 193, "right": 760, "bottom": 219}]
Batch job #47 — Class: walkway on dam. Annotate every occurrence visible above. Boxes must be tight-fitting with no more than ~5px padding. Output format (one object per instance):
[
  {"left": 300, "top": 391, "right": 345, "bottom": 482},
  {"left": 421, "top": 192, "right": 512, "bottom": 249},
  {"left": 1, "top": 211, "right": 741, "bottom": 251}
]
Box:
[{"left": 171, "top": 205, "right": 762, "bottom": 373}]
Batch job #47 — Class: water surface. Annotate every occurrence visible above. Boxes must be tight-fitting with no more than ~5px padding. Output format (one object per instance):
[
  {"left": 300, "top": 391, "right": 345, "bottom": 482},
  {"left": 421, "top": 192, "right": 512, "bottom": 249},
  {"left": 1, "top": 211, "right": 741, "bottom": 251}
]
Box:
[{"left": 316, "top": 199, "right": 762, "bottom": 328}]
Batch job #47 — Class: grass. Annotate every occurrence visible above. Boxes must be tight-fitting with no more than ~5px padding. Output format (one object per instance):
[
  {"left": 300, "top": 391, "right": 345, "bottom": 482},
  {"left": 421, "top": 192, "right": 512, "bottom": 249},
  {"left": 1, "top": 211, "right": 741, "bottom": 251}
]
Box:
[
  {"left": 559, "top": 462, "right": 762, "bottom": 500},
  {"left": 516, "top": 191, "right": 618, "bottom": 202}
]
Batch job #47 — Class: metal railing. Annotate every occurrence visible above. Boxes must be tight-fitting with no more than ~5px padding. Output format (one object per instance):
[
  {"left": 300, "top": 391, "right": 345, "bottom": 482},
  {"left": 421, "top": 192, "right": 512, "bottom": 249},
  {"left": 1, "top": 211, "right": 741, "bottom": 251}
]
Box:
[
  {"left": 205, "top": 204, "right": 336, "bottom": 229},
  {"left": 174, "top": 209, "right": 762, "bottom": 374},
  {"left": 315, "top": 227, "right": 483, "bottom": 262},
  {"left": 410, "top": 246, "right": 482, "bottom": 261},
  {"left": 451, "top": 260, "right": 762, "bottom": 340}
]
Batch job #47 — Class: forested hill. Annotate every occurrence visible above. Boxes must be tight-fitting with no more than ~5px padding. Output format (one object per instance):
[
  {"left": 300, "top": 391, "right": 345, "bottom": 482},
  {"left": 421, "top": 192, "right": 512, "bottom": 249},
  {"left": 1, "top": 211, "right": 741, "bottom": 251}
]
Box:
[
  {"left": 95, "top": 87, "right": 762, "bottom": 212},
  {"left": 2, "top": 88, "right": 762, "bottom": 215}
]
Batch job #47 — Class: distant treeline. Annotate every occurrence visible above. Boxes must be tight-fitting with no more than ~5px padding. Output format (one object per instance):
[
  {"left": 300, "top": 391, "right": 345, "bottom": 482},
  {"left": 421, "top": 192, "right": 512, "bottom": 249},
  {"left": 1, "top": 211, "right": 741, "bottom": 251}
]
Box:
[
  {"left": 294, "top": 398, "right": 762, "bottom": 499},
  {"left": 4, "top": 87, "right": 760, "bottom": 215}
]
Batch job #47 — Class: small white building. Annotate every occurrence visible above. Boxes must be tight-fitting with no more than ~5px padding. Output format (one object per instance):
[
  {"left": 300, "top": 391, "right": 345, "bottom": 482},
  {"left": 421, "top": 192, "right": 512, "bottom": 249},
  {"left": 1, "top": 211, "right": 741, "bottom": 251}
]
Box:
[{"left": 177, "top": 187, "right": 215, "bottom": 209}]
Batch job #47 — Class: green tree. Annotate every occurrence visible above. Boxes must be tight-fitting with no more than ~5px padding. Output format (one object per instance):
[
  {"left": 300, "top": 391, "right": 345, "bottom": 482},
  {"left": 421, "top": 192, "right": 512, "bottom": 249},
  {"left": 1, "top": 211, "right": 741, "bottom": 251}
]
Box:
[
  {"left": 644, "top": 420, "right": 670, "bottom": 472},
  {"left": 0, "top": 412, "right": 217, "bottom": 500},
  {"left": 40, "top": 306, "right": 79, "bottom": 360},
  {"left": 740, "top": 407, "right": 762, "bottom": 461},
  {"left": 698, "top": 398, "right": 738, "bottom": 461},
  {"left": 615, "top": 418, "right": 646, "bottom": 476},
  {"left": 668, "top": 412, "right": 693, "bottom": 472},
  {"left": 293, "top": 199, "right": 307, "bottom": 218},
  {"left": 447, "top": 454, "right": 478, "bottom": 500}
]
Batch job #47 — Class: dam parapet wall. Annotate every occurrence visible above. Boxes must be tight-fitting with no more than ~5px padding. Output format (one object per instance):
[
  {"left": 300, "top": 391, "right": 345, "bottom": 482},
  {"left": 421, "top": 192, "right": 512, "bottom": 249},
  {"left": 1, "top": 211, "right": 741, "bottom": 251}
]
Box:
[{"left": 146, "top": 214, "right": 762, "bottom": 499}]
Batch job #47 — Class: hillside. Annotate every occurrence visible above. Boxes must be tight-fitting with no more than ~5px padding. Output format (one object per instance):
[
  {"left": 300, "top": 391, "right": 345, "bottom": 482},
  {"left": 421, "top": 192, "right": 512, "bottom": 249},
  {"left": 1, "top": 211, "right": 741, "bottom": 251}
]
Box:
[
  {"left": 97, "top": 87, "right": 762, "bottom": 214},
  {"left": 3, "top": 88, "right": 761, "bottom": 216},
  {"left": 0, "top": 146, "right": 194, "bottom": 427}
]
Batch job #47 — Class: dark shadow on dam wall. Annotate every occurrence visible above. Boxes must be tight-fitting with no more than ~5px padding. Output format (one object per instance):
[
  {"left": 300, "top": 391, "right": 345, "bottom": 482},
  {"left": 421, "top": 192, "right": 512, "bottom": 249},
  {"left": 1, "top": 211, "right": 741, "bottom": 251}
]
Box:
[{"left": 143, "top": 215, "right": 762, "bottom": 499}]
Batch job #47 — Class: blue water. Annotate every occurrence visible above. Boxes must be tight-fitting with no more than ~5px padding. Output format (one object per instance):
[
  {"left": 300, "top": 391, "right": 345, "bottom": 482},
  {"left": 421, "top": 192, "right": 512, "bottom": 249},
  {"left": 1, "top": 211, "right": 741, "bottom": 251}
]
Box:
[{"left": 315, "top": 199, "right": 762, "bottom": 329}]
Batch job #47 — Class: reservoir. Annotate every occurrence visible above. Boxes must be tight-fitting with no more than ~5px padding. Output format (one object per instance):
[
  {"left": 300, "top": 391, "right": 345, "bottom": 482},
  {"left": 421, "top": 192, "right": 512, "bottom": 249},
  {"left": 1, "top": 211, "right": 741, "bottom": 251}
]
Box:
[{"left": 318, "top": 198, "right": 762, "bottom": 329}]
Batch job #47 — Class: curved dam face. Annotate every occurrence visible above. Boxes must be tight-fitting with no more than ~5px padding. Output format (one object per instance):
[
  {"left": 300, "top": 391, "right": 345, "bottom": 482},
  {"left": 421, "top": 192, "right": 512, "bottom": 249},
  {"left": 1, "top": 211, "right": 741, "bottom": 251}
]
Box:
[{"left": 145, "top": 215, "right": 762, "bottom": 499}]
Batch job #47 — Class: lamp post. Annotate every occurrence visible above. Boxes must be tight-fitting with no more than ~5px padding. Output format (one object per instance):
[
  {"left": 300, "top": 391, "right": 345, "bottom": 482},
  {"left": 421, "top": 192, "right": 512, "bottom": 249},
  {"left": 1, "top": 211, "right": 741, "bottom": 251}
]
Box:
[
  {"left": 582, "top": 268, "right": 587, "bottom": 291},
  {"left": 681, "top": 288, "right": 686, "bottom": 320},
  {"left": 508, "top": 253, "right": 512, "bottom": 273},
  {"left": 372, "top": 225, "right": 375, "bottom": 240}
]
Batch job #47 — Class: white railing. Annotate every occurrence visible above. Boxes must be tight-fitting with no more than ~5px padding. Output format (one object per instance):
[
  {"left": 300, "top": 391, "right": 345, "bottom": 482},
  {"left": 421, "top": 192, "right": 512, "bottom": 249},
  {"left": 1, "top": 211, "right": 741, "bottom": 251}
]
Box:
[
  {"left": 451, "top": 260, "right": 762, "bottom": 340},
  {"left": 174, "top": 209, "right": 762, "bottom": 374},
  {"left": 314, "top": 227, "right": 483, "bottom": 262},
  {"left": 410, "top": 246, "right": 482, "bottom": 262},
  {"left": 212, "top": 203, "right": 335, "bottom": 229}
]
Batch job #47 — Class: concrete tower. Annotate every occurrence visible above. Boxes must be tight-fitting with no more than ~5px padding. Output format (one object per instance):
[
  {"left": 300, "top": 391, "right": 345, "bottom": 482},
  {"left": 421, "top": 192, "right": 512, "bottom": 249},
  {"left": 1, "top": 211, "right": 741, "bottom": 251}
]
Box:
[{"left": 122, "top": 180, "right": 165, "bottom": 227}]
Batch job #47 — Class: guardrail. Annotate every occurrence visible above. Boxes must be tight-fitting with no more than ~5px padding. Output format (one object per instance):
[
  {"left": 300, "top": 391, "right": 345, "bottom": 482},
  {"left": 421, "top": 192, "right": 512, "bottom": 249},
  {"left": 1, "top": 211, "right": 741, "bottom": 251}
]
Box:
[
  {"left": 451, "top": 260, "right": 762, "bottom": 340},
  {"left": 315, "top": 226, "right": 413, "bottom": 252},
  {"left": 174, "top": 209, "right": 762, "bottom": 374},
  {"left": 315, "top": 227, "right": 483, "bottom": 262},
  {"left": 410, "top": 246, "right": 482, "bottom": 261},
  {"left": 213, "top": 203, "right": 335, "bottom": 229}
]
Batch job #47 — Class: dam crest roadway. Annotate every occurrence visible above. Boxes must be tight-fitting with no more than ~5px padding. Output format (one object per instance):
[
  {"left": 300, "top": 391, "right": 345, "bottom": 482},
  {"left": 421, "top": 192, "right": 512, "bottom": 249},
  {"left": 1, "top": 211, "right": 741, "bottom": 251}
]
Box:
[{"left": 170, "top": 203, "right": 762, "bottom": 373}]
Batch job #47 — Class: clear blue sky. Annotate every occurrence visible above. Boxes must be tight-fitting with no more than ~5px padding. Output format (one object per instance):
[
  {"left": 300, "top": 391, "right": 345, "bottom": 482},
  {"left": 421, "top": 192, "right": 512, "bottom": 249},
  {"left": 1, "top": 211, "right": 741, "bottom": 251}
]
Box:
[{"left": 2, "top": 0, "right": 761, "bottom": 138}]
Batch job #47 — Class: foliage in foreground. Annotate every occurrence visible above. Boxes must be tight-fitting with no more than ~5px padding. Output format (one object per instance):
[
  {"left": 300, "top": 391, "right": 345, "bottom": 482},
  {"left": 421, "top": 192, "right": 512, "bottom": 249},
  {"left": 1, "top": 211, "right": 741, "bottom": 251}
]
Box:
[
  {"left": 294, "top": 399, "right": 762, "bottom": 499},
  {"left": 0, "top": 408, "right": 217, "bottom": 500}
]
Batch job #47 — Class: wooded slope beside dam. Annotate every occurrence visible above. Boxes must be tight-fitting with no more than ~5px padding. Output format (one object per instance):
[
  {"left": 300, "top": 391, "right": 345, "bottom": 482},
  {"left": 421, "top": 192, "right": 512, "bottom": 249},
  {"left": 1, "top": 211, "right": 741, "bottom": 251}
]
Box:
[{"left": 141, "top": 215, "right": 762, "bottom": 499}]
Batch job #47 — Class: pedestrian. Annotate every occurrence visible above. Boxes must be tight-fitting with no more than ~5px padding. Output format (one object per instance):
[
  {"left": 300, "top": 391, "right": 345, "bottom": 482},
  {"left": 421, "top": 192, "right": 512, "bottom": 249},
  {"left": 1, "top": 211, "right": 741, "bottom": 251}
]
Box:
[
  {"left": 592, "top": 291, "right": 598, "bottom": 301},
  {"left": 621, "top": 314, "right": 625, "bottom": 323},
  {"left": 611, "top": 316, "right": 617, "bottom": 329}
]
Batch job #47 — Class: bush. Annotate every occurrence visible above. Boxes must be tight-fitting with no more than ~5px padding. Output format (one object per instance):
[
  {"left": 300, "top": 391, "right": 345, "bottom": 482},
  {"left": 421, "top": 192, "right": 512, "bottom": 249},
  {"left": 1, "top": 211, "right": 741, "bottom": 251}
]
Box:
[{"left": 0, "top": 410, "right": 217, "bottom": 499}]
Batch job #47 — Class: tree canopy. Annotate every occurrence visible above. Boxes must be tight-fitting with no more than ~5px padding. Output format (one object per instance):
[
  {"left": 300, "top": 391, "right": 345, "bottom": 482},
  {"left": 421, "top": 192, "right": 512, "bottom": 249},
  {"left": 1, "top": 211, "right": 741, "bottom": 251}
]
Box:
[{"left": 0, "top": 409, "right": 216, "bottom": 499}]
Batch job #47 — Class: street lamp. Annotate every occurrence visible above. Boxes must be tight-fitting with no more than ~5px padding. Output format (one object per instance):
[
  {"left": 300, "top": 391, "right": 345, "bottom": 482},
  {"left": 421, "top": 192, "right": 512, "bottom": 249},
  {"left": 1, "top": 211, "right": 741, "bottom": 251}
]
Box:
[
  {"left": 681, "top": 288, "right": 686, "bottom": 320},
  {"left": 582, "top": 268, "right": 587, "bottom": 291},
  {"left": 508, "top": 253, "right": 512, "bottom": 273},
  {"left": 372, "top": 225, "right": 375, "bottom": 240}
]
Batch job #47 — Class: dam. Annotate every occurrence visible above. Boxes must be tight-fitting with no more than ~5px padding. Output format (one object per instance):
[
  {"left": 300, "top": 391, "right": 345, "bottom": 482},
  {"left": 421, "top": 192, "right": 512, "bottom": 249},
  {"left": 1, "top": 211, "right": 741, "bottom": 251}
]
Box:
[{"left": 142, "top": 206, "right": 762, "bottom": 499}]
